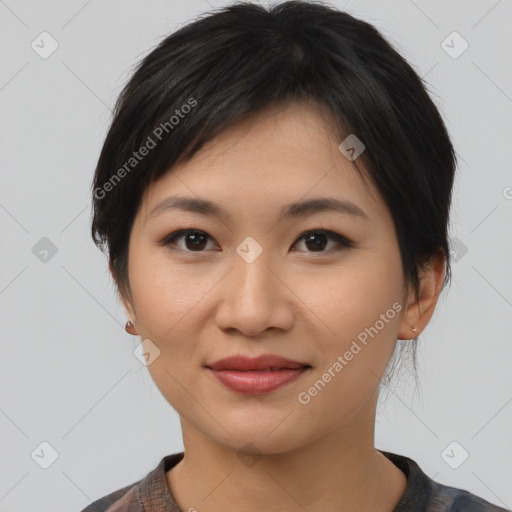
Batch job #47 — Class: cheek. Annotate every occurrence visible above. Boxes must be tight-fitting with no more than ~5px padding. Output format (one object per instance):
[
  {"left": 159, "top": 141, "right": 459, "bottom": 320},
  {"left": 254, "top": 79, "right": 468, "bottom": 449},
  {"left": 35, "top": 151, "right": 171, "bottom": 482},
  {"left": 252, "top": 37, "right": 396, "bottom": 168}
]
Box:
[
  {"left": 293, "top": 273, "right": 402, "bottom": 431},
  {"left": 293, "top": 251, "right": 403, "bottom": 341},
  {"left": 128, "top": 246, "right": 222, "bottom": 340},
  {"left": 291, "top": 251, "right": 403, "bottom": 399}
]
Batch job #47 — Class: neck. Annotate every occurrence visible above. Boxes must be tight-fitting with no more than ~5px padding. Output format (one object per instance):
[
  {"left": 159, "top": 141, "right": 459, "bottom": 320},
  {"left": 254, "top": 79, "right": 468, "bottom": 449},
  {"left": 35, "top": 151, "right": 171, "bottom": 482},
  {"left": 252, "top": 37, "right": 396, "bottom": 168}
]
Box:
[{"left": 166, "top": 395, "right": 407, "bottom": 512}]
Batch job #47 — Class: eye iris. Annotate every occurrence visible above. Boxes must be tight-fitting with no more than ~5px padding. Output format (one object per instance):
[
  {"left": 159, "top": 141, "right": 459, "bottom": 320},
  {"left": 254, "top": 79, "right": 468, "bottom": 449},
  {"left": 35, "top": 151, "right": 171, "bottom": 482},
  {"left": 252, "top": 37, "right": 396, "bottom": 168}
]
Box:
[
  {"left": 305, "top": 233, "right": 328, "bottom": 252},
  {"left": 186, "top": 231, "right": 207, "bottom": 250}
]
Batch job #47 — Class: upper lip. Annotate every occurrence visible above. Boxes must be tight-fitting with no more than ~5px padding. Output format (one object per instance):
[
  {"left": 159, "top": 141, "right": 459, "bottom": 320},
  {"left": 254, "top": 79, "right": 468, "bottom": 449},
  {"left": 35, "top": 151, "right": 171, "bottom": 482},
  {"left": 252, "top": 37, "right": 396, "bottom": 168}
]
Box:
[{"left": 206, "top": 355, "right": 311, "bottom": 371}]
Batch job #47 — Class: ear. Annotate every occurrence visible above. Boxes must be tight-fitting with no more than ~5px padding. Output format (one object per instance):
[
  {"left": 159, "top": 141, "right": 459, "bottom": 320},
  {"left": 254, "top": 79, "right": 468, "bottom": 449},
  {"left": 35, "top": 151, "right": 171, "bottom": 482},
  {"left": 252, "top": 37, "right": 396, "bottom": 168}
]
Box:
[
  {"left": 109, "top": 260, "right": 136, "bottom": 322},
  {"left": 397, "top": 250, "right": 446, "bottom": 340}
]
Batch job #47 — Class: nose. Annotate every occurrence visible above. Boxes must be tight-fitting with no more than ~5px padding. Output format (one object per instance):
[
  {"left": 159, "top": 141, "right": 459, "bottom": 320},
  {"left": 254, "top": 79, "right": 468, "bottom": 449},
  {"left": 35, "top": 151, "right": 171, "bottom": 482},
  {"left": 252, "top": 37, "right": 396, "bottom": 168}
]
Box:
[{"left": 214, "top": 248, "right": 294, "bottom": 338}]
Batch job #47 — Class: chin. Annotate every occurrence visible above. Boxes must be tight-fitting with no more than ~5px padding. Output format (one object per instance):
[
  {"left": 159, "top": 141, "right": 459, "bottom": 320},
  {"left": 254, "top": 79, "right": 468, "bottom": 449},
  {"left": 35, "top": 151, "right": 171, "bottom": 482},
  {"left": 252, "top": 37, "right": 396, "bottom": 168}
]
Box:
[{"left": 210, "top": 420, "right": 311, "bottom": 456}]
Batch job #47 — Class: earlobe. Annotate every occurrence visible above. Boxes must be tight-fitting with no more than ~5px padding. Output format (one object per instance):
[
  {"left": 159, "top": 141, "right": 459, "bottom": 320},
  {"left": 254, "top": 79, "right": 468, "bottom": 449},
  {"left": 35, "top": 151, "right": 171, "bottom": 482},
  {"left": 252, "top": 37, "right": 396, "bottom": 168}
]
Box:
[
  {"left": 109, "top": 260, "right": 138, "bottom": 332},
  {"left": 121, "top": 297, "right": 138, "bottom": 335},
  {"left": 397, "top": 251, "right": 446, "bottom": 340}
]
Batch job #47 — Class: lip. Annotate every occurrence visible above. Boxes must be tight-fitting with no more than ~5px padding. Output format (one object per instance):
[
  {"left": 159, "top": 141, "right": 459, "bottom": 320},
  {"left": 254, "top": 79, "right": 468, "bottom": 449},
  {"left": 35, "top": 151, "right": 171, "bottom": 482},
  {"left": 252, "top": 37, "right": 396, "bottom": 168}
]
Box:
[
  {"left": 208, "top": 368, "right": 310, "bottom": 394},
  {"left": 205, "top": 355, "right": 312, "bottom": 395},
  {"left": 206, "top": 354, "right": 310, "bottom": 371}
]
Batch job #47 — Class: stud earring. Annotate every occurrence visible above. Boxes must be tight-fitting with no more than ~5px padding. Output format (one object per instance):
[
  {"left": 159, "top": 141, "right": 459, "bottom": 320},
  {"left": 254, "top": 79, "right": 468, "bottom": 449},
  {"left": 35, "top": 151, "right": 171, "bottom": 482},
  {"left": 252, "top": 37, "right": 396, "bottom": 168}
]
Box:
[
  {"left": 411, "top": 327, "right": 418, "bottom": 333},
  {"left": 125, "top": 320, "right": 138, "bottom": 335}
]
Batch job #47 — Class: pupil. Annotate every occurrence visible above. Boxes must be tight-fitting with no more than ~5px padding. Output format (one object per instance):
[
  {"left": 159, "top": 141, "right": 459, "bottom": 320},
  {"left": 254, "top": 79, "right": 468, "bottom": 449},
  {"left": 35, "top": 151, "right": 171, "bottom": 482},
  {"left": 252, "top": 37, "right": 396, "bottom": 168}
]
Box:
[
  {"left": 186, "top": 232, "right": 207, "bottom": 250},
  {"left": 183, "top": 232, "right": 328, "bottom": 252},
  {"left": 306, "top": 233, "right": 327, "bottom": 251}
]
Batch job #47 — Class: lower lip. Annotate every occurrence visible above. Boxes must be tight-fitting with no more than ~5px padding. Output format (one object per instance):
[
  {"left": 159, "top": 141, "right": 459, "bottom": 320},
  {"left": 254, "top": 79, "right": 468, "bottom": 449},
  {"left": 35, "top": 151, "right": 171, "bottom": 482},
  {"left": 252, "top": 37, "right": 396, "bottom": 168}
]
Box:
[{"left": 207, "top": 367, "right": 310, "bottom": 395}]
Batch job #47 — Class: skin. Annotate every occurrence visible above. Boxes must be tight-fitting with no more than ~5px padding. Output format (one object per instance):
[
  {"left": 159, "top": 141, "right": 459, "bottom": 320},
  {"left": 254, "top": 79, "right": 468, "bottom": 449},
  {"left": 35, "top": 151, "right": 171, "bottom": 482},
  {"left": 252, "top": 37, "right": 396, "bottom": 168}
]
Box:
[{"left": 114, "top": 101, "right": 445, "bottom": 512}]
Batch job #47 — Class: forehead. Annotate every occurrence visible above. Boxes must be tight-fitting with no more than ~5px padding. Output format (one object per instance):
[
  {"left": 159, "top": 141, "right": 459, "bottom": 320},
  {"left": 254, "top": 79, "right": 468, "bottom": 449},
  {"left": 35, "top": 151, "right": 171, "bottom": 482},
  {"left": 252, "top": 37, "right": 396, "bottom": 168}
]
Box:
[{"left": 139, "top": 102, "right": 381, "bottom": 225}]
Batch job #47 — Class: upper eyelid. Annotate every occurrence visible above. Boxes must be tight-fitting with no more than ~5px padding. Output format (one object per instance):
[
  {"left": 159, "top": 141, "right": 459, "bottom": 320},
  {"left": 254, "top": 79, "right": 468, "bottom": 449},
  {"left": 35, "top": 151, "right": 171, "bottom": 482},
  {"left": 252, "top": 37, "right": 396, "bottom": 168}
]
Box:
[
  {"left": 162, "top": 228, "right": 351, "bottom": 249},
  {"left": 164, "top": 228, "right": 346, "bottom": 240}
]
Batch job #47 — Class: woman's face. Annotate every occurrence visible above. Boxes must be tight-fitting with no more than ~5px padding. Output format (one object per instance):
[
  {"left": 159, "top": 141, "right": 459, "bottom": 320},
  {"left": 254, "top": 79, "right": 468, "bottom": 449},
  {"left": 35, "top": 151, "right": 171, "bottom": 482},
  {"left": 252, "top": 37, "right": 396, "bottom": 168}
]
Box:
[{"left": 122, "top": 102, "right": 412, "bottom": 454}]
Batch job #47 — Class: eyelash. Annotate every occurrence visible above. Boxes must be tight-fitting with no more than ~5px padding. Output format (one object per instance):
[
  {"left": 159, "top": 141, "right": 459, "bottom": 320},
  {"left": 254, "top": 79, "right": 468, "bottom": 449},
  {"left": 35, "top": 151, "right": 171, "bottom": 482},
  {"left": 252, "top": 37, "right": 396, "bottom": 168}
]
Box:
[{"left": 158, "top": 228, "right": 353, "bottom": 255}]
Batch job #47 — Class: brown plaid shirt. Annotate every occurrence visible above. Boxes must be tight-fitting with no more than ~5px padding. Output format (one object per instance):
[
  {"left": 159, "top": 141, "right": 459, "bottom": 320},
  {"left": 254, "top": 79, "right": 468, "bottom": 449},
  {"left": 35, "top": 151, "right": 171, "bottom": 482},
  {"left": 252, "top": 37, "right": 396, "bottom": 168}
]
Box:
[{"left": 81, "top": 450, "right": 510, "bottom": 511}]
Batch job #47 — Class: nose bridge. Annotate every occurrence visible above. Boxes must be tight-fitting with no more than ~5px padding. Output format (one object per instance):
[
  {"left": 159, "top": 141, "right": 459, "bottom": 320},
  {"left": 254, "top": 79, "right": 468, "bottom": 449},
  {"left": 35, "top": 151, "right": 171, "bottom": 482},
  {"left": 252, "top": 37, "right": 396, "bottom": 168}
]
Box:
[
  {"left": 214, "top": 237, "right": 291, "bottom": 336},
  {"left": 231, "top": 238, "right": 277, "bottom": 302}
]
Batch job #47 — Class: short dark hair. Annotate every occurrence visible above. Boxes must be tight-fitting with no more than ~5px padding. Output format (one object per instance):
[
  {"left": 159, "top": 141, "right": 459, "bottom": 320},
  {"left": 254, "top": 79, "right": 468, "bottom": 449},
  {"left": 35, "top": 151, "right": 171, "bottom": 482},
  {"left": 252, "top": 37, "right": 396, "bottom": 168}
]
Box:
[{"left": 90, "top": 0, "right": 457, "bottom": 387}]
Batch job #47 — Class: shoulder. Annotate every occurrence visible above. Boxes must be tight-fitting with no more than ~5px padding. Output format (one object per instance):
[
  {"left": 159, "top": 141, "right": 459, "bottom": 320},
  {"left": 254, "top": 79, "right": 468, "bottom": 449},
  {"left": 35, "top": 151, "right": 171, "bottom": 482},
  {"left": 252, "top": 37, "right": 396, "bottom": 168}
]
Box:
[
  {"left": 380, "top": 450, "right": 510, "bottom": 512},
  {"left": 429, "top": 479, "right": 510, "bottom": 512},
  {"left": 80, "top": 452, "right": 184, "bottom": 512},
  {"left": 80, "top": 480, "right": 142, "bottom": 512}
]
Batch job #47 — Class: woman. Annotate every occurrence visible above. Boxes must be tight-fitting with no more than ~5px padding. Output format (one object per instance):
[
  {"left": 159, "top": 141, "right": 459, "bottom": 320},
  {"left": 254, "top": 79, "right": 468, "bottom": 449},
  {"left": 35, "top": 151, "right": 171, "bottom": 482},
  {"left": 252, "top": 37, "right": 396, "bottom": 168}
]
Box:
[{"left": 84, "top": 1, "right": 509, "bottom": 510}]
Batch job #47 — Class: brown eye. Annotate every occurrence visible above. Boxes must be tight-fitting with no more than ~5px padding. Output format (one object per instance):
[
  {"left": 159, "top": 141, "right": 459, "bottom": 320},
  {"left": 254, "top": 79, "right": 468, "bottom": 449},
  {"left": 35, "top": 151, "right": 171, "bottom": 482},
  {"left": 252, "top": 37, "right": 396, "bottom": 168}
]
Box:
[
  {"left": 161, "top": 229, "right": 215, "bottom": 252},
  {"left": 292, "top": 230, "right": 352, "bottom": 253},
  {"left": 160, "top": 228, "right": 352, "bottom": 255}
]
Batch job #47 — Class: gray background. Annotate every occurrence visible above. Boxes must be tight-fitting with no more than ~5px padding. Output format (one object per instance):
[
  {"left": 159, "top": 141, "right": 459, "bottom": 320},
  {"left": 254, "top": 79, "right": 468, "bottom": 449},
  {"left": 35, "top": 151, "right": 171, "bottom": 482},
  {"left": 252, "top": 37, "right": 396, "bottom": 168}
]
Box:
[{"left": 1, "top": 0, "right": 511, "bottom": 511}]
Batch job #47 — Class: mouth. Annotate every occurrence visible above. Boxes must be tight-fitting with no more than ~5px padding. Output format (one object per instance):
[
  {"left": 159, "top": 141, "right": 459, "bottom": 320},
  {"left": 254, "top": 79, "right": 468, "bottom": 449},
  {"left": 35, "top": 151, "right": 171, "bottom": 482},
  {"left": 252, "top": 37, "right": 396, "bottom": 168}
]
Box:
[
  {"left": 205, "top": 355, "right": 312, "bottom": 394},
  {"left": 205, "top": 354, "right": 312, "bottom": 372}
]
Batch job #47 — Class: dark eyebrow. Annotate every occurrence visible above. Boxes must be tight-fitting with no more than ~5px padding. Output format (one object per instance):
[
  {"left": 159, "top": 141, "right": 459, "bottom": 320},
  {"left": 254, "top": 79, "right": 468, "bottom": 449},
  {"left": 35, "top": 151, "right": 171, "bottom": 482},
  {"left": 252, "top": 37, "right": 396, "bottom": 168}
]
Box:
[
  {"left": 146, "top": 196, "right": 368, "bottom": 222},
  {"left": 281, "top": 197, "right": 368, "bottom": 221}
]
